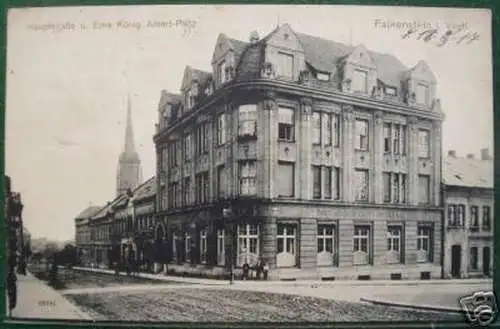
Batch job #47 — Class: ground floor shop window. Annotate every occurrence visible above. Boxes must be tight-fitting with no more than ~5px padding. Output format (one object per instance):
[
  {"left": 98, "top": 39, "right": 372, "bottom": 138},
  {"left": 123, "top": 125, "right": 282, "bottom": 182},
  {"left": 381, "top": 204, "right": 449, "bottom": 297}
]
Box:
[
  {"left": 237, "top": 224, "right": 259, "bottom": 266},
  {"left": 386, "top": 225, "right": 403, "bottom": 264},
  {"left": 200, "top": 229, "right": 207, "bottom": 264},
  {"left": 353, "top": 225, "right": 371, "bottom": 265},
  {"left": 277, "top": 223, "right": 297, "bottom": 267},
  {"left": 217, "top": 229, "right": 225, "bottom": 266},
  {"left": 317, "top": 224, "right": 336, "bottom": 266},
  {"left": 416, "top": 224, "right": 433, "bottom": 263}
]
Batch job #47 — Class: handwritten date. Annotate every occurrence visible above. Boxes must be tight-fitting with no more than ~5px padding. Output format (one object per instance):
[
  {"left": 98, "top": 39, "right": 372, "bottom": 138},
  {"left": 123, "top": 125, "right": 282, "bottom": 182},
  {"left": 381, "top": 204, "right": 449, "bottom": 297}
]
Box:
[{"left": 402, "top": 26, "right": 480, "bottom": 47}]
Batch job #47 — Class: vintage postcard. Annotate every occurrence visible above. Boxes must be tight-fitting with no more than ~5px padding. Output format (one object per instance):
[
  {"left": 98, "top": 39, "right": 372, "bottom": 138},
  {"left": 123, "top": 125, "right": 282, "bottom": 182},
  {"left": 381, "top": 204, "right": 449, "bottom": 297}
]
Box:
[{"left": 4, "top": 4, "right": 494, "bottom": 325}]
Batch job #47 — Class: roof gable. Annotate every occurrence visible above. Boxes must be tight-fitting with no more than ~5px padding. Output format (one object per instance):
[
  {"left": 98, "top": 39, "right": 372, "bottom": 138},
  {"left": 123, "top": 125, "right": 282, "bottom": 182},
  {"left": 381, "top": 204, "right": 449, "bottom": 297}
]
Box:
[
  {"left": 265, "top": 23, "right": 304, "bottom": 53},
  {"left": 133, "top": 176, "right": 156, "bottom": 201},
  {"left": 180, "top": 66, "right": 194, "bottom": 91},
  {"left": 345, "top": 45, "right": 376, "bottom": 70},
  {"left": 75, "top": 206, "right": 102, "bottom": 220},
  {"left": 212, "top": 33, "right": 234, "bottom": 64},
  {"left": 406, "top": 60, "right": 436, "bottom": 84}
]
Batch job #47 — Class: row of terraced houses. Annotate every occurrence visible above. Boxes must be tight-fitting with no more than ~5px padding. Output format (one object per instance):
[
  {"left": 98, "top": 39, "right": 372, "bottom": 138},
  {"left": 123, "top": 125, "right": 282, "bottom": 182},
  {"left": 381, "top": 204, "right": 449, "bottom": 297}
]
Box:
[{"left": 74, "top": 24, "right": 493, "bottom": 280}]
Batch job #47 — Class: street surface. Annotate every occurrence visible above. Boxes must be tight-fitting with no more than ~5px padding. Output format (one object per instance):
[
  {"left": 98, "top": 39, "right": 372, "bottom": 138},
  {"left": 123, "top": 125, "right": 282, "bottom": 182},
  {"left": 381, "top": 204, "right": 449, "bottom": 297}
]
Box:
[{"left": 12, "top": 266, "right": 491, "bottom": 322}]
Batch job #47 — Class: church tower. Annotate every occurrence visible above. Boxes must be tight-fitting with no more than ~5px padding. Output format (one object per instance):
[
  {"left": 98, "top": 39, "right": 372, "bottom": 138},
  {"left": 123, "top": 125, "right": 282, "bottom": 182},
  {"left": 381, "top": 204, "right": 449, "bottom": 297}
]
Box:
[{"left": 116, "top": 94, "right": 142, "bottom": 196}]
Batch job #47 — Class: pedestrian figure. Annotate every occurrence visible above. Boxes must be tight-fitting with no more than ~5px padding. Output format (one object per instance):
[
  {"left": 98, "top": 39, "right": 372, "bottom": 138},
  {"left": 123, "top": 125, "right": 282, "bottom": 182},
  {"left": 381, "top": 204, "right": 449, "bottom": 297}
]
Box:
[
  {"left": 7, "top": 270, "right": 17, "bottom": 315},
  {"left": 263, "top": 262, "right": 269, "bottom": 281},
  {"left": 242, "top": 263, "right": 250, "bottom": 280},
  {"left": 255, "top": 259, "right": 263, "bottom": 280}
]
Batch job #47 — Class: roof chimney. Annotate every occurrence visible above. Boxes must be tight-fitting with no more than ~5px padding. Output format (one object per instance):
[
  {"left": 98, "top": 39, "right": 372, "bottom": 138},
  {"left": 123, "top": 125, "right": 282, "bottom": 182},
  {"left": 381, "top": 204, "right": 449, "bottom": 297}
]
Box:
[
  {"left": 448, "top": 150, "right": 456, "bottom": 158},
  {"left": 480, "top": 148, "right": 492, "bottom": 160},
  {"left": 249, "top": 31, "right": 259, "bottom": 43},
  {"left": 466, "top": 153, "right": 475, "bottom": 159}
]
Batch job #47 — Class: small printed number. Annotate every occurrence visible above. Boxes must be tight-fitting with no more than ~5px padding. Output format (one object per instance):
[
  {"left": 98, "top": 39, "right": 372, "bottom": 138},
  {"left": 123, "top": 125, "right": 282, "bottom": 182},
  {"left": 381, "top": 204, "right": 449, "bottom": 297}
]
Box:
[{"left": 38, "top": 300, "right": 56, "bottom": 306}]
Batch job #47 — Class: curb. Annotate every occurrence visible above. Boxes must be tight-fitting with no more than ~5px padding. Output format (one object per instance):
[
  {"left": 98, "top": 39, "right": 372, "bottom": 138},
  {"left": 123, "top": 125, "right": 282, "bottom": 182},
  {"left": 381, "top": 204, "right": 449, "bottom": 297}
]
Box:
[{"left": 360, "top": 297, "right": 465, "bottom": 314}]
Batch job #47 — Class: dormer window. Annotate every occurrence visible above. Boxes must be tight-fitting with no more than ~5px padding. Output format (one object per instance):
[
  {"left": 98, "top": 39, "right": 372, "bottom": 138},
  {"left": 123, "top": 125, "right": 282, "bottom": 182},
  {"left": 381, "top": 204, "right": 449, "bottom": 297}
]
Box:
[
  {"left": 185, "top": 89, "right": 193, "bottom": 110},
  {"left": 352, "top": 69, "right": 368, "bottom": 93},
  {"left": 276, "top": 52, "right": 294, "bottom": 79},
  {"left": 385, "top": 86, "right": 397, "bottom": 96},
  {"left": 316, "top": 72, "right": 330, "bottom": 81},
  {"left": 217, "top": 60, "right": 227, "bottom": 84},
  {"left": 416, "top": 83, "right": 429, "bottom": 105}
]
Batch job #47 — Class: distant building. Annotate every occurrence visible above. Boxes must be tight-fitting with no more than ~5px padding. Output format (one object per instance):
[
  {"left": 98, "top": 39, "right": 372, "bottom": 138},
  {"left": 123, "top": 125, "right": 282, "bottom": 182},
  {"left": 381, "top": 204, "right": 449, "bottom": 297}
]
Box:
[
  {"left": 116, "top": 94, "right": 143, "bottom": 197},
  {"left": 443, "top": 148, "right": 493, "bottom": 278},
  {"left": 153, "top": 24, "right": 445, "bottom": 280},
  {"left": 74, "top": 205, "right": 102, "bottom": 266}
]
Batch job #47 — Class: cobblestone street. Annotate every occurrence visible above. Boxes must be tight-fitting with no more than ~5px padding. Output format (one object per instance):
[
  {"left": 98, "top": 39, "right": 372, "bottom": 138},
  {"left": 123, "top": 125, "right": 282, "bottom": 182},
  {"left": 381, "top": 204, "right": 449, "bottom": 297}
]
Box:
[{"left": 65, "top": 288, "right": 463, "bottom": 322}]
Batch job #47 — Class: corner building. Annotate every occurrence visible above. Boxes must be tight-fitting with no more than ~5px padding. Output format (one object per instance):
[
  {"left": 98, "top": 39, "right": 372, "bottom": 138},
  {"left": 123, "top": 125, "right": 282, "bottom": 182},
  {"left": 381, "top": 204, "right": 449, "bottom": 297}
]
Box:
[{"left": 154, "top": 24, "right": 445, "bottom": 280}]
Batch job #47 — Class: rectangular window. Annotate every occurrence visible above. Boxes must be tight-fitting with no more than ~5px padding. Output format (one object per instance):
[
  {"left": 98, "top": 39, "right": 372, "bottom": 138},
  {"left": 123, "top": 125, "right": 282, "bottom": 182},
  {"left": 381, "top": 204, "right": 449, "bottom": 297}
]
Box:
[
  {"left": 239, "top": 160, "right": 257, "bottom": 196},
  {"left": 470, "top": 247, "right": 478, "bottom": 270},
  {"left": 238, "top": 104, "right": 258, "bottom": 137},
  {"left": 312, "top": 112, "right": 321, "bottom": 144},
  {"left": 217, "top": 113, "right": 226, "bottom": 145},
  {"left": 482, "top": 206, "right": 491, "bottom": 230},
  {"left": 383, "top": 173, "right": 407, "bottom": 204},
  {"left": 383, "top": 123, "right": 391, "bottom": 153},
  {"left": 218, "top": 60, "right": 227, "bottom": 84},
  {"left": 386, "top": 86, "right": 397, "bottom": 96},
  {"left": 184, "top": 232, "right": 191, "bottom": 263},
  {"left": 352, "top": 69, "right": 368, "bottom": 93},
  {"left": 217, "top": 165, "right": 226, "bottom": 199},
  {"left": 418, "top": 175, "right": 430, "bottom": 205},
  {"left": 195, "top": 172, "right": 209, "bottom": 204},
  {"left": 316, "top": 72, "right": 330, "bottom": 81},
  {"left": 355, "top": 119, "right": 369, "bottom": 151},
  {"left": 277, "top": 162, "right": 295, "bottom": 197},
  {"left": 323, "top": 113, "right": 332, "bottom": 145},
  {"left": 202, "top": 171, "right": 209, "bottom": 203},
  {"left": 200, "top": 229, "right": 207, "bottom": 264},
  {"left": 323, "top": 166, "right": 332, "bottom": 200},
  {"left": 353, "top": 225, "right": 371, "bottom": 265},
  {"left": 416, "top": 225, "right": 433, "bottom": 263},
  {"left": 447, "top": 204, "right": 457, "bottom": 227},
  {"left": 317, "top": 224, "right": 336, "bottom": 266},
  {"left": 332, "top": 113, "right": 340, "bottom": 147},
  {"left": 217, "top": 229, "right": 225, "bottom": 265},
  {"left": 202, "top": 122, "right": 210, "bottom": 153},
  {"left": 278, "top": 107, "right": 295, "bottom": 141},
  {"left": 276, "top": 223, "right": 297, "bottom": 267},
  {"left": 183, "top": 177, "right": 191, "bottom": 205},
  {"left": 312, "top": 165, "right": 322, "bottom": 199},
  {"left": 277, "top": 52, "right": 294, "bottom": 78},
  {"left": 386, "top": 226, "right": 403, "bottom": 264},
  {"left": 354, "top": 169, "right": 369, "bottom": 202},
  {"left": 237, "top": 224, "right": 259, "bottom": 266},
  {"left": 418, "top": 129, "right": 430, "bottom": 158},
  {"left": 172, "top": 182, "right": 180, "bottom": 208},
  {"left": 183, "top": 134, "right": 192, "bottom": 161},
  {"left": 458, "top": 204, "right": 465, "bottom": 227},
  {"left": 416, "top": 83, "right": 429, "bottom": 105},
  {"left": 470, "top": 205, "right": 479, "bottom": 229}
]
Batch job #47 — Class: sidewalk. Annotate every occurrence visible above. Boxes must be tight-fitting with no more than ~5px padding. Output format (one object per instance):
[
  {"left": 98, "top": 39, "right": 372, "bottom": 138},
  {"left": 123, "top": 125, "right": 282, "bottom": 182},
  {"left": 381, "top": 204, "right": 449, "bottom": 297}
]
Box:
[
  {"left": 9, "top": 271, "right": 93, "bottom": 320},
  {"left": 72, "top": 266, "right": 492, "bottom": 287}
]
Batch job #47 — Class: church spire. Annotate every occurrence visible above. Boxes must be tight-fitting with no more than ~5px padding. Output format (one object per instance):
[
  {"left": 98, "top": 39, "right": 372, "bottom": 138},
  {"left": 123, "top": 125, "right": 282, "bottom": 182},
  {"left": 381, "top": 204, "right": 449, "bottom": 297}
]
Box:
[{"left": 123, "top": 93, "right": 136, "bottom": 155}]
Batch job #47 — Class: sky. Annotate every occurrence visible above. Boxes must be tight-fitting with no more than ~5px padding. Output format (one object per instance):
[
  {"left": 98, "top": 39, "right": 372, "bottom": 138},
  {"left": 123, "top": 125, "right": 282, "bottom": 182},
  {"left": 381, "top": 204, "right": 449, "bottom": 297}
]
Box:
[{"left": 6, "top": 5, "right": 492, "bottom": 241}]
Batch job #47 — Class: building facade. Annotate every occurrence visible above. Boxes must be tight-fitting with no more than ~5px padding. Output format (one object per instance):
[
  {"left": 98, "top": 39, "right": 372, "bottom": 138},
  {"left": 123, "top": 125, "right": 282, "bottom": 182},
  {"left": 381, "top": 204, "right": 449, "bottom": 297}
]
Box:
[
  {"left": 443, "top": 149, "right": 494, "bottom": 279},
  {"left": 74, "top": 205, "right": 102, "bottom": 266},
  {"left": 153, "top": 24, "right": 445, "bottom": 280}
]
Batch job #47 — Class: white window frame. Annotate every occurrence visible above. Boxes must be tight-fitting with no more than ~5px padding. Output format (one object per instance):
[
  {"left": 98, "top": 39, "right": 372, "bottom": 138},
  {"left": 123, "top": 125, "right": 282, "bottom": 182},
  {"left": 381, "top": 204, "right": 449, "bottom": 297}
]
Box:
[
  {"left": 239, "top": 160, "right": 257, "bottom": 196},
  {"left": 354, "top": 169, "right": 369, "bottom": 202},
  {"left": 355, "top": 119, "right": 369, "bottom": 151},
  {"left": 352, "top": 69, "right": 368, "bottom": 93},
  {"left": 238, "top": 104, "right": 258, "bottom": 137},
  {"left": 184, "top": 232, "right": 191, "bottom": 263},
  {"left": 416, "top": 83, "right": 429, "bottom": 105},
  {"left": 217, "top": 229, "right": 225, "bottom": 266},
  {"left": 317, "top": 224, "right": 336, "bottom": 267},
  {"left": 278, "top": 107, "right": 295, "bottom": 142},
  {"left": 353, "top": 225, "right": 370, "bottom": 265},
  {"left": 416, "top": 226, "right": 432, "bottom": 263},
  {"left": 276, "top": 223, "right": 297, "bottom": 268},
  {"left": 200, "top": 229, "right": 207, "bottom": 264},
  {"left": 386, "top": 226, "right": 402, "bottom": 264},
  {"left": 217, "top": 113, "right": 226, "bottom": 145},
  {"left": 417, "top": 129, "right": 430, "bottom": 158},
  {"left": 237, "top": 224, "right": 259, "bottom": 266},
  {"left": 316, "top": 72, "right": 330, "bottom": 81},
  {"left": 385, "top": 86, "right": 397, "bottom": 96}
]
